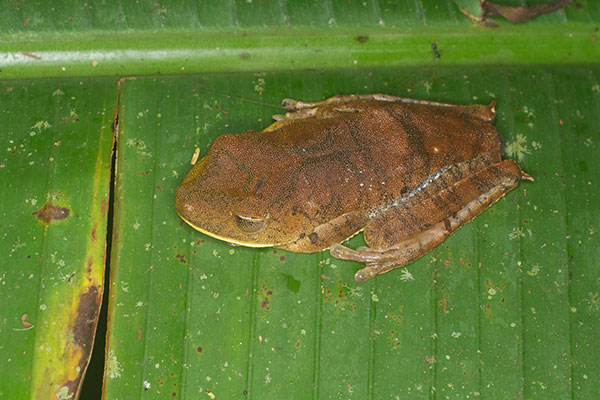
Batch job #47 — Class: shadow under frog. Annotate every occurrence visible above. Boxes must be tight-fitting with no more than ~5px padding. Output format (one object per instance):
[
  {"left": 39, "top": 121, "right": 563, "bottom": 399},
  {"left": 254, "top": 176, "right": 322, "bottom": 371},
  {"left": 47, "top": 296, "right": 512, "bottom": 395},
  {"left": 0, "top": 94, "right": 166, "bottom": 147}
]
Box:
[{"left": 175, "top": 94, "right": 532, "bottom": 282}]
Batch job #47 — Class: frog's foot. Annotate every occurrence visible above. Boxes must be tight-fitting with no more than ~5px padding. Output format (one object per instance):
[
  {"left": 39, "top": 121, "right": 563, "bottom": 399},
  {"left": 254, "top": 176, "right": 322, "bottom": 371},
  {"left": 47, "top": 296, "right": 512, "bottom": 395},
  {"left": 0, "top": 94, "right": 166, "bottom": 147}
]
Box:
[
  {"left": 330, "top": 159, "right": 532, "bottom": 282},
  {"left": 330, "top": 242, "right": 418, "bottom": 283},
  {"left": 331, "top": 209, "right": 473, "bottom": 282},
  {"left": 281, "top": 98, "right": 316, "bottom": 111}
]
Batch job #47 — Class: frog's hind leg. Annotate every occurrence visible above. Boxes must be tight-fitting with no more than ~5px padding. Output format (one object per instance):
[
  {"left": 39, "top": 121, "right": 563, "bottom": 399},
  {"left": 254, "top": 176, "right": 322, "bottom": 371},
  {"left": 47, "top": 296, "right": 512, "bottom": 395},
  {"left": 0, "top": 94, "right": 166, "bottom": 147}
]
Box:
[
  {"left": 267, "top": 95, "right": 378, "bottom": 131},
  {"left": 268, "top": 94, "right": 495, "bottom": 132},
  {"left": 279, "top": 94, "right": 495, "bottom": 120},
  {"left": 268, "top": 95, "right": 375, "bottom": 129},
  {"left": 330, "top": 160, "right": 532, "bottom": 282},
  {"left": 280, "top": 94, "right": 409, "bottom": 111}
]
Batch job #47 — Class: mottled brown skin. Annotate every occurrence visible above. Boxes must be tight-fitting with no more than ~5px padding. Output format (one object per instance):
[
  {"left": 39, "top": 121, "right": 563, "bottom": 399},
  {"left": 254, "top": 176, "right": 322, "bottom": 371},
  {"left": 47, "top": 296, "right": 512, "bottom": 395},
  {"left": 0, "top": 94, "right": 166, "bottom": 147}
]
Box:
[{"left": 175, "top": 94, "right": 532, "bottom": 282}]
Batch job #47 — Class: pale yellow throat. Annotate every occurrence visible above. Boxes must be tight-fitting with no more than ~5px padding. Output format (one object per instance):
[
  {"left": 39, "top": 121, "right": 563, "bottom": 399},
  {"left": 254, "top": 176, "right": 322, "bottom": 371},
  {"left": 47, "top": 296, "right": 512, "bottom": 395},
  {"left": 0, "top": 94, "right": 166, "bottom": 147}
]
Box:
[{"left": 178, "top": 214, "right": 274, "bottom": 248}]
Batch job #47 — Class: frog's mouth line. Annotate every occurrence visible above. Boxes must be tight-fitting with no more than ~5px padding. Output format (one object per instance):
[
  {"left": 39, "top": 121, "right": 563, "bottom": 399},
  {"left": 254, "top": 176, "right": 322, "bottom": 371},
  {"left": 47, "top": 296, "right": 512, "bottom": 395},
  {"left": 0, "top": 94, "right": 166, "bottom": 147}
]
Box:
[{"left": 178, "top": 213, "right": 274, "bottom": 248}]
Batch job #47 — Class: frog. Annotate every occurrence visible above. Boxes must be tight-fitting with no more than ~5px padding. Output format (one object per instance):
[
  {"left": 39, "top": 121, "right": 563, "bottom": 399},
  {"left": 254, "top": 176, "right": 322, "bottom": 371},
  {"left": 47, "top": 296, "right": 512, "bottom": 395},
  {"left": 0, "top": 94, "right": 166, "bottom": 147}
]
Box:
[{"left": 175, "top": 94, "right": 532, "bottom": 282}]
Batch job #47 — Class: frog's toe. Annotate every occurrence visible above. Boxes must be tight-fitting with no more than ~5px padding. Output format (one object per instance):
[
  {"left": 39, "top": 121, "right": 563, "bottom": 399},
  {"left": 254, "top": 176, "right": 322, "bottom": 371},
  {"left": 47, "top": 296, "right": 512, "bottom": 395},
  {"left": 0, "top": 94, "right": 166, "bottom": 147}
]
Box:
[
  {"left": 355, "top": 259, "right": 404, "bottom": 282},
  {"left": 354, "top": 266, "right": 378, "bottom": 283},
  {"left": 282, "top": 98, "right": 315, "bottom": 111},
  {"left": 281, "top": 98, "right": 297, "bottom": 110},
  {"left": 329, "top": 242, "right": 348, "bottom": 258},
  {"left": 330, "top": 243, "right": 379, "bottom": 262}
]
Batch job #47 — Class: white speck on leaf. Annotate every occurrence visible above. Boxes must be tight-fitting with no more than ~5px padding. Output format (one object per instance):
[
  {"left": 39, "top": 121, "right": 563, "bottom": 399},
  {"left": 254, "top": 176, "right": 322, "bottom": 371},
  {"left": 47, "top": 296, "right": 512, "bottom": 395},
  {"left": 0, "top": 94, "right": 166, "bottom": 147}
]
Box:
[
  {"left": 399, "top": 268, "right": 414, "bottom": 281},
  {"left": 527, "top": 265, "right": 542, "bottom": 276},
  {"left": 423, "top": 81, "right": 432, "bottom": 95},
  {"left": 586, "top": 292, "right": 599, "bottom": 312},
  {"left": 31, "top": 120, "right": 51, "bottom": 132},
  {"left": 504, "top": 134, "right": 530, "bottom": 162},
  {"left": 509, "top": 227, "right": 526, "bottom": 240},
  {"left": 343, "top": 284, "right": 364, "bottom": 298},
  {"left": 55, "top": 386, "right": 73, "bottom": 400},
  {"left": 106, "top": 350, "right": 122, "bottom": 379}
]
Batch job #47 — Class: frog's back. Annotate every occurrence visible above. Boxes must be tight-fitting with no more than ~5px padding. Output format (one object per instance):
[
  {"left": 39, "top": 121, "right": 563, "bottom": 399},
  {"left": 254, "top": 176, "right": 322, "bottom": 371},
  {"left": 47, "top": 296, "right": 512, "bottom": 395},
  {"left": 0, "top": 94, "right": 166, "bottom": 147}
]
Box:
[{"left": 262, "top": 100, "right": 502, "bottom": 220}]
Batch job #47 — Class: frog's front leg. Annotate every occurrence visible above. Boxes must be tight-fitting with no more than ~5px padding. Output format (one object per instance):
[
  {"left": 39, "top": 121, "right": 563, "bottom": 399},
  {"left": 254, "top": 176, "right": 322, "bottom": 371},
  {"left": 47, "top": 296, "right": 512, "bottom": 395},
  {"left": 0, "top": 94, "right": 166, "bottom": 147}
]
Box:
[{"left": 330, "top": 160, "right": 532, "bottom": 282}]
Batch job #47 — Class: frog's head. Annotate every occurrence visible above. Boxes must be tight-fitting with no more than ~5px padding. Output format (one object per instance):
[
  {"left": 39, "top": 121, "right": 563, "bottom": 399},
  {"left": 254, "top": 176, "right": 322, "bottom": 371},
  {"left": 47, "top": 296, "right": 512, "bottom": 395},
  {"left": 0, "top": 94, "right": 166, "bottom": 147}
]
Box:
[{"left": 175, "top": 133, "right": 310, "bottom": 247}]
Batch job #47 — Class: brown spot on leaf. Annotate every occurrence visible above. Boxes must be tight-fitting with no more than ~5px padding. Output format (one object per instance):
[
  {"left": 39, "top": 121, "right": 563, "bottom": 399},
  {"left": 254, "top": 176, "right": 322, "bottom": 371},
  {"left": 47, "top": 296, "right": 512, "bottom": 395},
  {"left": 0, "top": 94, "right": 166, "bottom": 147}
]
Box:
[
  {"left": 257, "top": 281, "right": 273, "bottom": 311},
  {"left": 356, "top": 35, "right": 369, "bottom": 43},
  {"left": 63, "top": 285, "right": 101, "bottom": 396},
  {"left": 261, "top": 298, "right": 270, "bottom": 309},
  {"left": 308, "top": 232, "right": 318, "bottom": 244},
  {"left": 33, "top": 203, "right": 70, "bottom": 224}
]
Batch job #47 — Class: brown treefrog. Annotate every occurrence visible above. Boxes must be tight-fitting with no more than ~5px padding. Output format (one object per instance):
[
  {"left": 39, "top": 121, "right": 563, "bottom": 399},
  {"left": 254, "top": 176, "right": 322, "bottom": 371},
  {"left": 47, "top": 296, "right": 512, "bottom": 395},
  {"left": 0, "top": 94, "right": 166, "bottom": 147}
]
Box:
[{"left": 175, "top": 94, "right": 532, "bottom": 282}]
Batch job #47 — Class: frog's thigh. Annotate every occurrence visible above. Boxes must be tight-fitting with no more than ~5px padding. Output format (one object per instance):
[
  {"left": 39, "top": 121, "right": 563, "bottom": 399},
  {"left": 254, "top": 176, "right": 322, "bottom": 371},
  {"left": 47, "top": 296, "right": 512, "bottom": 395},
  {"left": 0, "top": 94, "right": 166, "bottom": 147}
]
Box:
[
  {"left": 364, "top": 160, "right": 503, "bottom": 249},
  {"left": 331, "top": 160, "right": 528, "bottom": 282}
]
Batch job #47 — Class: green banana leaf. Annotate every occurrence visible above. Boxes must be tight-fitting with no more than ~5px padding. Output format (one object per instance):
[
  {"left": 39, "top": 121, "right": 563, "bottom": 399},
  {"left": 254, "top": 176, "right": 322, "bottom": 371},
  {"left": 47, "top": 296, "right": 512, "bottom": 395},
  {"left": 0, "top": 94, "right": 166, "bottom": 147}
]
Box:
[
  {"left": 105, "top": 66, "right": 600, "bottom": 399},
  {"left": 0, "top": 1, "right": 599, "bottom": 399}
]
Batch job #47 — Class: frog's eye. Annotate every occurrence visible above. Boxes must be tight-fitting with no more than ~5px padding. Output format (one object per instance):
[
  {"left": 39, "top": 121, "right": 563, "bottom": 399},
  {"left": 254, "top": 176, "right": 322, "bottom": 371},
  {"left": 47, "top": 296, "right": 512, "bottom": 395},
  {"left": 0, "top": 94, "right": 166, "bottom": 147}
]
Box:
[{"left": 234, "top": 215, "right": 266, "bottom": 234}]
